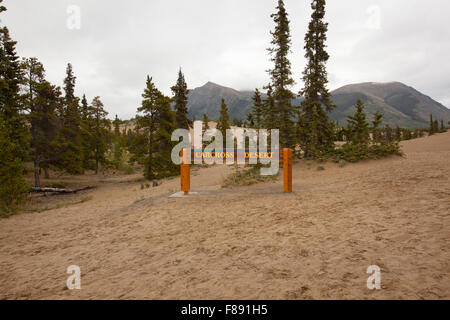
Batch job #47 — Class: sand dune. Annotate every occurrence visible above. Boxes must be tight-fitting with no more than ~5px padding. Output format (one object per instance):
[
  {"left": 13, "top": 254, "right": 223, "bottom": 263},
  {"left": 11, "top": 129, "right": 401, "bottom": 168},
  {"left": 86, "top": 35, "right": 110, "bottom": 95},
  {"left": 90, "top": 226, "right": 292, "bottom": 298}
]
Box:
[{"left": 0, "top": 132, "right": 449, "bottom": 299}]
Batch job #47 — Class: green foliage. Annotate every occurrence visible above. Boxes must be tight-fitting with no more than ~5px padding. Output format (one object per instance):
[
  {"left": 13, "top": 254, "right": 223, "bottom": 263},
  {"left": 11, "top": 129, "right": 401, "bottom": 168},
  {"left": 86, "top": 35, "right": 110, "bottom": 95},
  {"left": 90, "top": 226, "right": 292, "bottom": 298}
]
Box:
[
  {"left": 249, "top": 89, "right": 264, "bottom": 129},
  {"left": 267, "top": 0, "right": 296, "bottom": 148},
  {"left": 298, "top": 0, "right": 335, "bottom": 158},
  {"left": 216, "top": 98, "right": 231, "bottom": 144},
  {"left": 316, "top": 165, "right": 325, "bottom": 171},
  {"left": 222, "top": 165, "right": 278, "bottom": 188},
  {"left": 54, "top": 63, "right": 83, "bottom": 174},
  {"left": 440, "top": 120, "right": 447, "bottom": 133},
  {"left": 130, "top": 76, "right": 178, "bottom": 180},
  {"left": 202, "top": 113, "right": 210, "bottom": 149},
  {"left": 429, "top": 114, "right": 434, "bottom": 135},
  {"left": 333, "top": 100, "right": 402, "bottom": 163},
  {"left": 345, "top": 99, "right": 370, "bottom": 145},
  {"left": 0, "top": 120, "right": 29, "bottom": 216},
  {"left": 0, "top": 6, "right": 29, "bottom": 161},
  {"left": 371, "top": 111, "right": 383, "bottom": 143},
  {"left": 89, "top": 96, "right": 110, "bottom": 173},
  {"left": 433, "top": 119, "right": 439, "bottom": 134},
  {"left": 171, "top": 68, "right": 192, "bottom": 129},
  {"left": 333, "top": 142, "right": 402, "bottom": 163}
]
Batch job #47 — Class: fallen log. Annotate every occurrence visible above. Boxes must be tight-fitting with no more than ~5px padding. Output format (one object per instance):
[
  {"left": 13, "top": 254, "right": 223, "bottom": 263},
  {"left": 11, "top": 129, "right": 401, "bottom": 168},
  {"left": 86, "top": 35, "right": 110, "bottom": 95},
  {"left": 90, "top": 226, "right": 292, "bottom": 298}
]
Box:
[{"left": 30, "top": 186, "right": 95, "bottom": 193}]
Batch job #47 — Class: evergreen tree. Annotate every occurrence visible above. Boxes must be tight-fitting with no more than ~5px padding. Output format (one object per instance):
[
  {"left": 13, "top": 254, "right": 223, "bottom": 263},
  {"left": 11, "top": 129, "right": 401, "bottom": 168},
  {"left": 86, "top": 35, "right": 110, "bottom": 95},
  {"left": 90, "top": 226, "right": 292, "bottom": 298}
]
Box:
[
  {"left": 394, "top": 125, "right": 402, "bottom": 141},
  {"left": 429, "top": 114, "right": 434, "bottom": 135},
  {"left": 0, "top": 119, "right": 29, "bottom": 216},
  {"left": 216, "top": 98, "right": 231, "bottom": 147},
  {"left": 267, "top": 0, "right": 296, "bottom": 148},
  {"left": 246, "top": 113, "right": 255, "bottom": 128},
  {"left": 55, "top": 63, "right": 83, "bottom": 174},
  {"left": 0, "top": 1, "right": 29, "bottom": 214},
  {"left": 385, "top": 124, "right": 392, "bottom": 142},
  {"left": 131, "top": 76, "right": 177, "bottom": 180},
  {"left": 112, "top": 114, "right": 124, "bottom": 169},
  {"left": 202, "top": 113, "right": 210, "bottom": 149},
  {"left": 22, "top": 57, "right": 45, "bottom": 186},
  {"left": 440, "top": 120, "right": 446, "bottom": 132},
  {"left": 262, "top": 84, "right": 277, "bottom": 130},
  {"left": 90, "top": 97, "right": 109, "bottom": 174},
  {"left": 79, "top": 94, "right": 94, "bottom": 169},
  {"left": 171, "top": 68, "right": 192, "bottom": 129},
  {"left": 434, "top": 120, "right": 439, "bottom": 134},
  {"left": 403, "top": 129, "right": 412, "bottom": 140},
  {"left": 250, "top": 88, "right": 264, "bottom": 129},
  {"left": 346, "top": 99, "right": 370, "bottom": 145},
  {"left": 371, "top": 111, "right": 383, "bottom": 143},
  {"left": 31, "top": 80, "right": 61, "bottom": 186},
  {"left": 299, "top": 0, "right": 335, "bottom": 158},
  {"left": 80, "top": 94, "right": 89, "bottom": 121},
  {"left": 0, "top": 2, "right": 28, "bottom": 160}
]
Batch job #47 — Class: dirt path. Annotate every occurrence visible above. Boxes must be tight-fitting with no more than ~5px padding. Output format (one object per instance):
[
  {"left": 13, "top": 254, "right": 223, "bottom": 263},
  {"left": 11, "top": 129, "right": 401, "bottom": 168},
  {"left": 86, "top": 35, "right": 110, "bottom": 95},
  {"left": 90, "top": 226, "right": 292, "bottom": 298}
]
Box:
[{"left": 0, "top": 133, "right": 449, "bottom": 299}]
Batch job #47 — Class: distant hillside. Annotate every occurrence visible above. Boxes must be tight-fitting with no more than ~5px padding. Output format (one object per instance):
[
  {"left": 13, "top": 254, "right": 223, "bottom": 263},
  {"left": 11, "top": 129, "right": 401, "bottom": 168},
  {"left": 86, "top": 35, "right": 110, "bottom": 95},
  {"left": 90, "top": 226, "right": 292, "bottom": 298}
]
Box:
[
  {"left": 187, "top": 81, "right": 450, "bottom": 128},
  {"left": 187, "top": 82, "right": 254, "bottom": 121},
  {"left": 329, "top": 82, "right": 450, "bottom": 128}
]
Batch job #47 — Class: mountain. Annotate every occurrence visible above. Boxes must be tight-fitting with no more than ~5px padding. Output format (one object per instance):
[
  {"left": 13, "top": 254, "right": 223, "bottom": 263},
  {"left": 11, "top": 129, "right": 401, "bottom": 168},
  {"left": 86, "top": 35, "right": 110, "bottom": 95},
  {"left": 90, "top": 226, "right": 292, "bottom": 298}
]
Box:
[
  {"left": 187, "top": 81, "right": 254, "bottom": 121},
  {"left": 187, "top": 81, "right": 450, "bottom": 128},
  {"left": 329, "top": 82, "right": 450, "bottom": 128}
]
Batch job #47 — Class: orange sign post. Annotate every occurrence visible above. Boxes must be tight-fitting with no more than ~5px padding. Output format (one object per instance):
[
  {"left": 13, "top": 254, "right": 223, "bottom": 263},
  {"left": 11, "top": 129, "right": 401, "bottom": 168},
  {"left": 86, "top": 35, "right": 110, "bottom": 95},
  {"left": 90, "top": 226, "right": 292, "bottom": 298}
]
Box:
[
  {"left": 282, "top": 148, "right": 292, "bottom": 193},
  {"left": 180, "top": 148, "right": 190, "bottom": 195}
]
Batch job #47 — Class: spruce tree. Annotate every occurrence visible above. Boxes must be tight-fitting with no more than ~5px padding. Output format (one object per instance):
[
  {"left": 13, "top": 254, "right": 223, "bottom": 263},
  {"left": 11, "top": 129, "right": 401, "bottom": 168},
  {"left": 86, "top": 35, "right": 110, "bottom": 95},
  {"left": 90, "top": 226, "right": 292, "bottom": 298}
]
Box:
[
  {"left": 171, "top": 68, "right": 192, "bottom": 129},
  {"left": 131, "top": 76, "right": 177, "bottom": 180},
  {"left": 90, "top": 97, "right": 109, "bottom": 174},
  {"left": 0, "top": 2, "right": 28, "bottom": 160},
  {"left": 112, "top": 115, "right": 124, "bottom": 169},
  {"left": 202, "top": 113, "right": 210, "bottom": 150},
  {"left": 0, "top": 119, "right": 29, "bottom": 216},
  {"left": 346, "top": 99, "right": 370, "bottom": 145},
  {"left": 31, "top": 80, "right": 61, "bottom": 186},
  {"left": 79, "top": 94, "right": 95, "bottom": 169},
  {"left": 429, "top": 114, "right": 434, "bottom": 135},
  {"left": 267, "top": 0, "right": 296, "bottom": 148},
  {"left": 440, "top": 120, "right": 446, "bottom": 132},
  {"left": 22, "top": 57, "right": 45, "bottom": 186},
  {"left": 250, "top": 88, "right": 264, "bottom": 129},
  {"left": 151, "top": 94, "right": 177, "bottom": 178},
  {"left": 394, "top": 125, "right": 402, "bottom": 141},
  {"left": 216, "top": 98, "right": 231, "bottom": 147},
  {"left": 56, "top": 63, "right": 83, "bottom": 174},
  {"left": 262, "top": 84, "right": 277, "bottom": 130},
  {"left": 434, "top": 120, "right": 439, "bottom": 134},
  {"left": 81, "top": 94, "right": 89, "bottom": 121},
  {"left": 371, "top": 111, "right": 383, "bottom": 143},
  {"left": 385, "top": 124, "right": 392, "bottom": 142},
  {"left": 0, "top": 1, "right": 29, "bottom": 214},
  {"left": 299, "top": 0, "right": 335, "bottom": 158}
]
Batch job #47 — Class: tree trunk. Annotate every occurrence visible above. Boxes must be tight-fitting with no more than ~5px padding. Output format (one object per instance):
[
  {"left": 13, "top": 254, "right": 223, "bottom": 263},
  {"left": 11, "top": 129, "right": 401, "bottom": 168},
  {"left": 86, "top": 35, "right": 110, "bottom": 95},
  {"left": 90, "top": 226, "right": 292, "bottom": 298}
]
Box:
[
  {"left": 44, "top": 167, "right": 50, "bottom": 179},
  {"left": 34, "top": 160, "right": 41, "bottom": 188},
  {"left": 95, "top": 158, "right": 99, "bottom": 175},
  {"left": 30, "top": 186, "right": 94, "bottom": 193}
]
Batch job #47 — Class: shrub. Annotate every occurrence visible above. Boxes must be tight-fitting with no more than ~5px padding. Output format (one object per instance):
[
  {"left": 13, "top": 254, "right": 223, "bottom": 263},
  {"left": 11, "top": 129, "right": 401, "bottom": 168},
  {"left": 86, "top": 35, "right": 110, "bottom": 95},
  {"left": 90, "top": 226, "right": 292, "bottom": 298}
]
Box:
[
  {"left": 0, "top": 130, "right": 30, "bottom": 216},
  {"left": 222, "top": 165, "right": 278, "bottom": 188}
]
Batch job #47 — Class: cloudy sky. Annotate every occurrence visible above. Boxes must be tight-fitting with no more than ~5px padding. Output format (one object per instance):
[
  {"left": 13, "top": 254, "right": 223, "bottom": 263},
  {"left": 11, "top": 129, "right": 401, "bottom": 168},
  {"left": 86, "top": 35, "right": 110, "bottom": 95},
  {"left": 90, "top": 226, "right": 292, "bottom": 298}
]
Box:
[{"left": 2, "top": 0, "right": 450, "bottom": 119}]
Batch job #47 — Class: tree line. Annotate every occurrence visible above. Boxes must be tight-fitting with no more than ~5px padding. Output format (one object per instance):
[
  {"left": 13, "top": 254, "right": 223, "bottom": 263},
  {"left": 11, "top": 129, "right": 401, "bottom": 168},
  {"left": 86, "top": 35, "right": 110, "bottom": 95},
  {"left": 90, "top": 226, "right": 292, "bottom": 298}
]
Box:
[{"left": 0, "top": 0, "right": 192, "bottom": 215}]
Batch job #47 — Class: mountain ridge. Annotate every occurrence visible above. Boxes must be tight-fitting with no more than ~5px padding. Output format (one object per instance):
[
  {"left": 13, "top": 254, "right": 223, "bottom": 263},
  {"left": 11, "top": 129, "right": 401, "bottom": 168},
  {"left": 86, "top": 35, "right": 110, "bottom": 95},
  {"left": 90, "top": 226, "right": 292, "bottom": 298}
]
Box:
[{"left": 187, "top": 81, "right": 450, "bottom": 128}]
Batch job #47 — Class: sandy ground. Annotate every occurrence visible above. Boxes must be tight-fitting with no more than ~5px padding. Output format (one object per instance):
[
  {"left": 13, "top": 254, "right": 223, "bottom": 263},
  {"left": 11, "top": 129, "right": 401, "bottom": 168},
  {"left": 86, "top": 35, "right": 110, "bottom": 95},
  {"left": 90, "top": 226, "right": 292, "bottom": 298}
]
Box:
[{"left": 0, "top": 132, "right": 449, "bottom": 300}]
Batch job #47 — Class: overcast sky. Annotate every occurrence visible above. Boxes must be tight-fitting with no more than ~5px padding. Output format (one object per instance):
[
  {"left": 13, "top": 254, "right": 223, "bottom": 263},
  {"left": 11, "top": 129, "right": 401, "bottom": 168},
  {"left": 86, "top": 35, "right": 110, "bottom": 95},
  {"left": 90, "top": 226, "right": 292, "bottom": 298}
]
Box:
[{"left": 2, "top": 0, "right": 450, "bottom": 119}]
